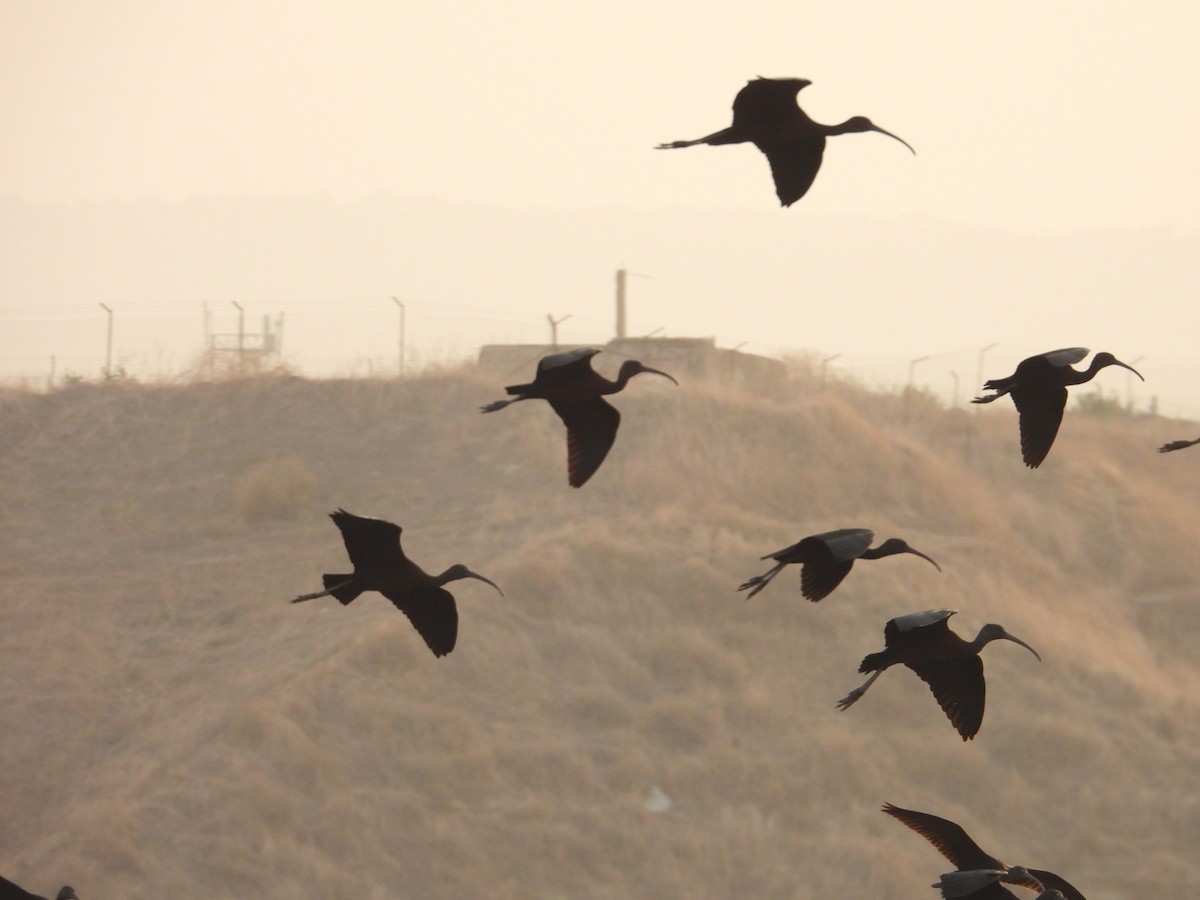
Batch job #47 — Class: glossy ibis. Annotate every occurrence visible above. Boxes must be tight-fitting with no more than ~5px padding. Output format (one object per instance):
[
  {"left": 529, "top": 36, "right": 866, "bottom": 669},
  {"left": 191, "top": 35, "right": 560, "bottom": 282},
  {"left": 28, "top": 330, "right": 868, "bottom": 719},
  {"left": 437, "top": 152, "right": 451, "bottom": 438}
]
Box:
[
  {"left": 655, "top": 76, "right": 914, "bottom": 206},
  {"left": 737, "top": 527, "right": 939, "bottom": 600},
  {"left": 291, "top": 509, "right": 502, "bottom": 658},
  {"left": 972, "top": 348, "right": 1143, "bottom": 468},
  {"left": 884, "top": 803, "right": 1087, "bottom": 899},
  {"left": 1158, "top": 437, "right": 1200, "bottom": 453},
  {"left": 0, "top": 878, "right": 79, "bottom": 900},
  {"left": 836, "top": 609, "right": 1040, "bottom": 740},
  {"left": 480, "top": 348, "right": 677, "bottom": 488}
]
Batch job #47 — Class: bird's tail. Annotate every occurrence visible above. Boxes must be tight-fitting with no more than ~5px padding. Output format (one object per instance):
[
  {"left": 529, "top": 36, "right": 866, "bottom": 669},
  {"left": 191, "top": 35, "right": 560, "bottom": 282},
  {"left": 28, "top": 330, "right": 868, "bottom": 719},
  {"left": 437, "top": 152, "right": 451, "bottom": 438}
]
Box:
[{"left": 323, "top": 574, "right": 362, "bottom": 605}]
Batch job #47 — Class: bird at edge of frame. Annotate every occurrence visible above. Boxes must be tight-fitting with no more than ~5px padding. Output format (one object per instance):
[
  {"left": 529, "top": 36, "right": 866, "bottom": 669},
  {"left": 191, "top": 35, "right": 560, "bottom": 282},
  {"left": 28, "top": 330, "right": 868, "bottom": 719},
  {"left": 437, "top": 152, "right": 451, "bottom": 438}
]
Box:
[
  {"left": 291, "top": 509, "right": 502, "bottom": 658},
  {"left": 480, "top": 347, "right": 678, "bottom": 488},
  {"left": 0, "top": 876, "right": 79, "bottom": 900},
  {"left": 737, "top": 527, "right": 940, "bottom": 601},
  {"left": 883, "top": 802, "right": 1088, "bottom": 899},
  {"left": 972, "top": 347, "right": 1143, "bottom": 468},
  {"left": 1158, "top": 437, "right": 1200, "bottom": 453},
  {"left": 836, "top": 608, "right": 1041, "bottom": 741},
  {"left": 655, "top": 76, "right": 915, "bottom": 207}
]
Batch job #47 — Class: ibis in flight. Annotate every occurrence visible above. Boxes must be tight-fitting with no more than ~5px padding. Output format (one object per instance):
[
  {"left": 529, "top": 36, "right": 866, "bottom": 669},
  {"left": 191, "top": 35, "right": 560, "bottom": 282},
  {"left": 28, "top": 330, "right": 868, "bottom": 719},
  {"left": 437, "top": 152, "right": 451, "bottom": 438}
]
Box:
[
  {"left": 836, "top": 609, "right": 1040, "bottom": 740},
  {"left": 972, "top": 348, "right": 1143, "bottom": 468},
  {"left": 480, "top": 348, "right": 677, "bottom": 488},
  {"left": 883, "top": 802, "right": 1088, "bottom": 899},
  {"left": 737, "top": 527, "right": 940, "bottom": 600},
  {"left": 0, "top": 877, "right": 79, "bottom": 900},
  {"left": 291, "top": 509, "right": 502, "bottom": 658},
  {"left": 1158, "top": 437, "right": 1200, "bottom": 453},
  {"left": 655, "top": 76, "right": 914, "bottom": 206}
]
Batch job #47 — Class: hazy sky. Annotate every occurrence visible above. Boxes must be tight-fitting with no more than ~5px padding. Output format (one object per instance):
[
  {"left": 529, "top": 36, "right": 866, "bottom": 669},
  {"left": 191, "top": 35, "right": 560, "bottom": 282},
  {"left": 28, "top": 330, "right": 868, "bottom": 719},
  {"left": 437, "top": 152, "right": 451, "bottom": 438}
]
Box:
[
  {"left": 3, "top": 1, "right": 1199, "bottom": 230},
  {"left": 2, "top": 1, "right": 1199, "bottom": 418}
]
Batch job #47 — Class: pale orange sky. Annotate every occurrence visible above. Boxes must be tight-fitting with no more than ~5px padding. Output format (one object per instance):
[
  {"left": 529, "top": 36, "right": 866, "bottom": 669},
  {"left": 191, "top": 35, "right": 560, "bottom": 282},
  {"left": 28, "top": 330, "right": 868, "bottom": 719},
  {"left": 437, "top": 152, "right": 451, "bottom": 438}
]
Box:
[
  {"left": 1, "top": 1, "right": 1198, "bottom": 419},
  {"left": 3, "top": 0, "right": 1199, "bottom": 230}
]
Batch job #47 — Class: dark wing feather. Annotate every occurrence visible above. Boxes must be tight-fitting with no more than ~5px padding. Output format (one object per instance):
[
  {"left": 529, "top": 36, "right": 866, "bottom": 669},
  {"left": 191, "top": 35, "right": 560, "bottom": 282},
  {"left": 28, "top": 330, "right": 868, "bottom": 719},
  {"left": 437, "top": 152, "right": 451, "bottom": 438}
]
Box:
[
  {"left": 758, "top": 135, "right": 825, "bottom": 206},
  {"left": 907, "top": 656, "right": 986, "bottom": 739},
  {"left": 800, "top": 558, "right": 855, "bottom": 601},
  {"left": 0, "top": 875, "right": 48, "bottom": 900},
  {"left": 382, "top": 585, "right": 458, "bottom": 658},
  {"left": 549, "top": 397, "right": 620, "bottom": 488},
  {"left": 815, "top": 528, "right": 875, "bottom": 561},
  {"left": 1039, "top": 347, "right": 1089, "bottom": 368},
  {"left": 882, "top": 803, "right": 1004, "bottom": 870},
  {"left": 1010, "top": 384, "right": 1067, "bottom": 468},
  {"left": 730, "top": 78, "right": 806, "bottom": 129},
  {"left": 1027, "top": 869, "right": 1088, "bottom": 900},
  {"left": 330, "top": 509, "right": 406, "bottom": 572}
]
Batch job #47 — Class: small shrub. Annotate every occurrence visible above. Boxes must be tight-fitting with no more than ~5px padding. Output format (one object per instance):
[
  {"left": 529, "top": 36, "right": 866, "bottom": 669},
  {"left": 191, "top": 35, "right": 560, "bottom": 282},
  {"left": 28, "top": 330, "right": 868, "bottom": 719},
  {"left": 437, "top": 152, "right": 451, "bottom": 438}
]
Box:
[{"left": 235, "top": 455, "right": 317, "bottom": 522}]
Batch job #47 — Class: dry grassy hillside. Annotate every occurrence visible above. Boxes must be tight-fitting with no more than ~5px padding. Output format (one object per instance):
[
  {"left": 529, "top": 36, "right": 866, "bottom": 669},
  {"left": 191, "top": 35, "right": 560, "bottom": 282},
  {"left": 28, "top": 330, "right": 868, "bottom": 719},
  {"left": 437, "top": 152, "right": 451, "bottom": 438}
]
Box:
[{"left": 2, "top": 362, "right": 1199, "bottom": 899}]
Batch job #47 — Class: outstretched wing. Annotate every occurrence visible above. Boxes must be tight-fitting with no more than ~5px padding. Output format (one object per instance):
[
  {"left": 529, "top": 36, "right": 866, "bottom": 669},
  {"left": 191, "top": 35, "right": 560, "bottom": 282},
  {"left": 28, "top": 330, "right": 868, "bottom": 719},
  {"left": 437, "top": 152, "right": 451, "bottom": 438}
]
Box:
[
  {"left": 382, "top": 585, "right": 458, "bottom": 658},
  {"left": 1011, "top": 384, "right": 1068, "bottom": 468},
  {"left": 730, "top": 77, "right": 808, "bottom": 129},
  {"left": 759, "top": 135, "right": 826, "bottom": 206},
  {"left": 549, "top": 397, "right": 621, "bottom": 488},
  {"left": 907, "top": 656, "right": 986, "bottom": 740},
  {"left": 882, "top": 803, "right": 1004, "bottom": 870},
  {"left": 800, "top": 557, "right": 855, "bottom": 602},
  {"left": 330, "top": 509, "right": 406, "bottom": 571}
]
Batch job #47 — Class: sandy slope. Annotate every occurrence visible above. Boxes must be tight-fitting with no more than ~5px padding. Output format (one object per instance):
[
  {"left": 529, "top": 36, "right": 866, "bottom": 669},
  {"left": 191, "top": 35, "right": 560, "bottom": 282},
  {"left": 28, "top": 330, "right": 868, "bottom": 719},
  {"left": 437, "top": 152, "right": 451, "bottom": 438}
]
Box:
[{"left": 1, "top": 365, "right": 1198, "bottom": 898}]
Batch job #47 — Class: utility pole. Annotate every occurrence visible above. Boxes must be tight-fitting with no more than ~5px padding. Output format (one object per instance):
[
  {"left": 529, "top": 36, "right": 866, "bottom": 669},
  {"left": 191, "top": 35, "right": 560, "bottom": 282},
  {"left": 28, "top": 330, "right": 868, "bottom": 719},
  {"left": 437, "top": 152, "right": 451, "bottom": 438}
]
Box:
[
  {"left": 1126, "top": 356, "right": 1144, "bottom": 411},
  {"left": 546, "top": 313, "right": 571, "bottom": 349},
  {"left": 232, "top": 301, "right": 245, "bottom": 372},
  {"left": 99, "top": 303, "right": 113, "bottom": 376},
  {"left": 392, "top": 297, "right": 406, "bottom": 376}
]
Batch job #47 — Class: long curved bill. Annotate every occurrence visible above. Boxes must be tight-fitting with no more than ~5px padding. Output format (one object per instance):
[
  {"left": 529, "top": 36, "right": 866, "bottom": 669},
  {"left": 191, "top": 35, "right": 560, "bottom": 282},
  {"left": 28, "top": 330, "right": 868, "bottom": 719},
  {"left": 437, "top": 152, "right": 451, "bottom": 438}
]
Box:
[
  {"left": 872, "top": 124, "right": 916, "bottom": 155},
  {"left": 1000, "top": 629, "right": 1042, "bottom": 662},
  {"left": 644, "top": 366, "right": 679, "bottom": 385},
  {"left": 1115, "top": 359, "right": 1145, "bottom": 381},
  {"left": 906, "top": 547, "right": 941, "bottom": 572},
  {"left": 466, "top": 570, "right": 504, "bottom": 596}
]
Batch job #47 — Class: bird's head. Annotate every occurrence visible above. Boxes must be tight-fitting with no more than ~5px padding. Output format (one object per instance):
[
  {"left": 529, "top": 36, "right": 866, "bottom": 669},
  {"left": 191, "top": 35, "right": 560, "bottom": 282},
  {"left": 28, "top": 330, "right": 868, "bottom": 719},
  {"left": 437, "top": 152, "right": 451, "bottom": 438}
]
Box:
[
  {"left": 56, "top": 889, "right": 80, "bottom": 900},
  {"left": 442, "top": 564, "right": 504, "bottom": 596},
  {"left": 841, "top": 116, "right": 916, "bottom": 154},
  {"left": 877, "top": 538, "right": 941, "bottom": 571},
  {"left": 980, "top": 624, "right": 1041, "bottom": 661},
  {"left": 620, "top": 360, "right": 679, "bottom": 385},
  {"left": 1094, "top": 352, "right": 1144, "bottom": 381},
  {"left": 1004, "top": 866, "right": 1047, "bottom": 892}
]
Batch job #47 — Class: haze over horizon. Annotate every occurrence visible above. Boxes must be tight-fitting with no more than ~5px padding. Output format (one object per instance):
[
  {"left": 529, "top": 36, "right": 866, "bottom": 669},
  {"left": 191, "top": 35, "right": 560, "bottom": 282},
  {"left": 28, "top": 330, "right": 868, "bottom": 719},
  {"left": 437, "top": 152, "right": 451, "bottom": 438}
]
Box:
[{"left": 2, "top": 1, "right": 1197, "bottom": 415}]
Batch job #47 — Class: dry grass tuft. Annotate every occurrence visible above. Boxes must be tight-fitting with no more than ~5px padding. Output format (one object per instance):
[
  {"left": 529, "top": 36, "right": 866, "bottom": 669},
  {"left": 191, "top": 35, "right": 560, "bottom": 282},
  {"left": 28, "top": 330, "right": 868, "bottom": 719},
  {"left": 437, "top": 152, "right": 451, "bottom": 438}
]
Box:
[{"left": 235, "top": 455, "right": 317, "bottom": 522}]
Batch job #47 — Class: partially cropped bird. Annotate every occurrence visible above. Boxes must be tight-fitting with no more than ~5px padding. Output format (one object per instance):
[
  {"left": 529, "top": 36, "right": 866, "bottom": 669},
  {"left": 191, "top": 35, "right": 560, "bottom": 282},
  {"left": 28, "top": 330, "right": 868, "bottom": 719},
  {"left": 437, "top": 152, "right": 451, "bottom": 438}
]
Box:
[
  {"left": 656, "top": 76, "right": 914, "bottom": 206},
  {"left": 738, "top": 527, "right": 939, "bottom": 600},
  {"left": 886, "top": 803, "right": 1086, "bottom": 898},
  {"left": 481, "top": 348, "right": 677, "bottom": 487},
  {"left": 0, "top": 877, "right": 79, "bottom": 900},
  {"left": 972, "top": 348, "right": 1143, "bottom": 467},
  {"left": 932, "top": 869, "right": 1067, "bottom": 899},
  {"left": 1158, "top": 437, "right": 1200, "bottom": 453},
  {"left": 837, "top": 609, "right": 1040, "bottom": 740},
  {"left": 291, "top": 510, "right": 502, "bottom": 657}
]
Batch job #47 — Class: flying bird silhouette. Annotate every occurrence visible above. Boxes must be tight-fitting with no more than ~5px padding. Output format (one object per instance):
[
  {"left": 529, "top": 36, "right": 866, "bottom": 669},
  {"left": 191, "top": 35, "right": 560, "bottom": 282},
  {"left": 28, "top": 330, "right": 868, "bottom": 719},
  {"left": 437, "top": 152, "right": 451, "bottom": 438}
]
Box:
[
  {"left": 1158, "top": 437, "right": 1200, "bottom": 453},
  {"left": 481, "top": 348, "right": 677, "bottom": 487},
  {"left": 972, "top": 348, "right": 1143, "bottom": 468},
  {"left": 837, "top": 609, "right": 1040, "bottom": 740},
  {"left": 737, "top": 527, "right": 939, "bottom": 600},
  {"left": 291, "top": 510, "right": 502, "bottom": 657},
  {"left": 655, "top": 76, "right": 914, "bottom": 206},
  {"left": 0, "top": 877, "right": 78, "bottom": 900},
  {"left": 932, "top": 870, "right": 1067, "bottom": 899},
  {"left": 884, "top": 803, "right": 1087, "bottom": 899}
]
